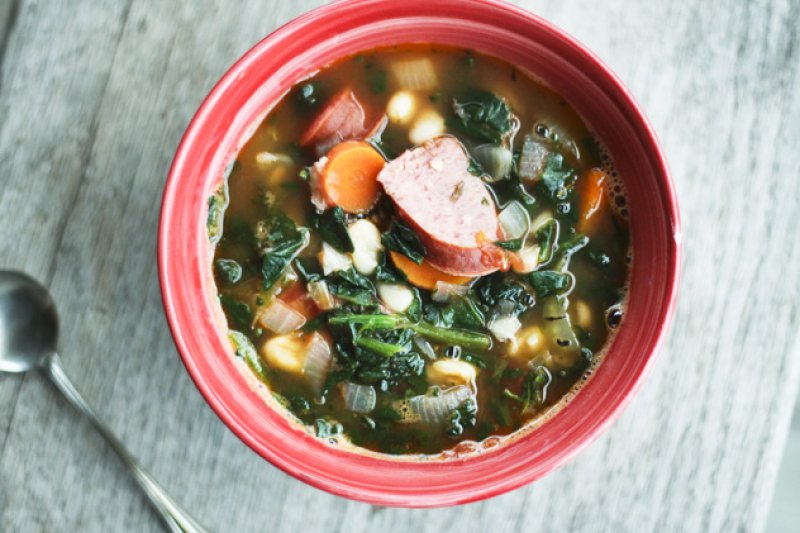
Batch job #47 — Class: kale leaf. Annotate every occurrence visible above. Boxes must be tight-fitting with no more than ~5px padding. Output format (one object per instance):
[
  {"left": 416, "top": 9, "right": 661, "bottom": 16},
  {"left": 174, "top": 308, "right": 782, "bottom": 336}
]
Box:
[
  {"left": 474, "top": 273, "right": 534, "bottom": 317},
  {"left": 553, "top": 232, "right": 589, "bottom": 271},
  {"left": 215, "top": 258, "right": 242, "bottom": 284},
  {"left": 374, "top": 251, "right": 404, "bottom": 283},
  {"left": 534, "top": 218, "right": 558, "bottom": 263},
  {"left": 219, "top": 295, "right": 252, "bottom": 331},
  {"left": 325, "top": 267, "right": 376, "bottom": 306},
  {"left": 314, "top": 207, "right": 353, "bottom": 253},
  {"left": 293, "top": 257, "right": 322, "bottom": 283},
  {"left": 259, "top": 210, "right": 309, "bottom": 290},
  {"left": 314, "top": 418, "right": 343, "bottom": 437},
  {"left": 449, "top": 91, "right": 515, "bottom": 144},
  {"left": 494, "top": 238, "right": 524, "bottom": 251},
  {"left": 446, "top": 397, "right": 477, "bottom": 437},
  {"left": 445, "top": 295, "right": 486, "bottom": 329},
  {"left": 504, "top": 365, "right": 552, "bottom": 411},
  {"left": 207, "top": 186, "right": 227, "bottom": 244},
  {"left": 529, "top": 270, "right": 571, "bottom": 298},
  {"left": 381, "top": 220, "right": 426, "bottom": 264},
  {"left": 537, "top": 152, "right": 575, "bottom": 202}
]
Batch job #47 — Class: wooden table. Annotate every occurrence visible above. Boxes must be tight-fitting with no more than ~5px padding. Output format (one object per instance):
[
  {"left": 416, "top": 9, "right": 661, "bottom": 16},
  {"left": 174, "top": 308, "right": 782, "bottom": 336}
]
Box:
[{"left": 1, "top": 1, "right": 798, "bottom": 531}]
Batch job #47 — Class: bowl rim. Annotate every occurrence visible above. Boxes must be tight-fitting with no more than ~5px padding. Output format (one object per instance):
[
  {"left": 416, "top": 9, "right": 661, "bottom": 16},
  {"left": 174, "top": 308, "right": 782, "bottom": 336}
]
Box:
[{"left": 159, "top": 0, "right": 681, "bottom": 507}]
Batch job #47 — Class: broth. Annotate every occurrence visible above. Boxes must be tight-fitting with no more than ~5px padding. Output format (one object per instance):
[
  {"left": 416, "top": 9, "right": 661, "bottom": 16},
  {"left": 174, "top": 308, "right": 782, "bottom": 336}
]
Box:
[{"left": 210, "top": 45, "right": 630, "bottom": 455}]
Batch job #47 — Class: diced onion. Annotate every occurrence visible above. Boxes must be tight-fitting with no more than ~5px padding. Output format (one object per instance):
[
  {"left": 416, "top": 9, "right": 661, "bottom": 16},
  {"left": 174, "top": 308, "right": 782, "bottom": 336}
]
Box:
[
  {"left": 309, "top": 158, "right": 330, "bottom": 211},
  {"left": 510, "top": 244, "right": 540, "bottom": 274},
  {"left": 339, "top": 381, "right": 377, "bottom": 413},
  {"left": 519, "top": 134, "right": 549, "bottom": 181},
  {"left": 406, "top": 386, "right": 473, "bottom": 424},
  {"left": 303, "top": 332, "right": 333, "bottom": 394},
  {"left": 413, "top": 336, "right": 437, "bottom": 360},
  {"left": 541, "top": 296, "right": 581, "bottom": 368},
  {"left": 474, "top": 144, "right": 513, "bottom": 182},
  {"left": 498, "top": 201, "right": 530, "bottom": 240},
  {"left": 258, "top": 299, "right": 306, "bottom": 334},
  {"left": 307, "top": 280, "right": 335, "bottom": 310},
  {"left": 432, "top": 281, "right": 469, "bottom": 303},
  {"left": 390, "top": 58, "right": 438, "bottom": 91}
]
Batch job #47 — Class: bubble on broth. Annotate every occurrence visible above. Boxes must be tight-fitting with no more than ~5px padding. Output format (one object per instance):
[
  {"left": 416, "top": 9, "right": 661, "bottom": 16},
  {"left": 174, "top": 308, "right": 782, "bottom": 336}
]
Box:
[{"left": 598, "top": 143, "right": 629, "bottom": 220}]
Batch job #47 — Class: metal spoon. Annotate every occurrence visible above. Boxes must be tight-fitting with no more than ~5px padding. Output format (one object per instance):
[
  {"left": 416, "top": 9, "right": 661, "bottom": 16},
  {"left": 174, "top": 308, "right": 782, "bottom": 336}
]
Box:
[{"left": 0, "top": 270, "right": 207, "bottom": 533}]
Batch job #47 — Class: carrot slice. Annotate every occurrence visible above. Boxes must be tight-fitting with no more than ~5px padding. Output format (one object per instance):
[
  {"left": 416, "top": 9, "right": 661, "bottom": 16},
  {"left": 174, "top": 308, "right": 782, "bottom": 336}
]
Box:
[
  {"left": 576, "top": 168, "right": 610, "bottom": 236},
  {"left": 389, "top": 251, "right": 473, "bottom": 290},
  {"left": 321, "top": 141, "right": 386, "bottom": 213}
]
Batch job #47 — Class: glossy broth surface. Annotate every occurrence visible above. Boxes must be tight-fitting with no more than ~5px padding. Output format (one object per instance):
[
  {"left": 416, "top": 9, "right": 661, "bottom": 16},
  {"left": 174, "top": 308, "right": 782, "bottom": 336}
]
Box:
[{"left": 211, "top": 45, "right": 630, "bottom": 455}]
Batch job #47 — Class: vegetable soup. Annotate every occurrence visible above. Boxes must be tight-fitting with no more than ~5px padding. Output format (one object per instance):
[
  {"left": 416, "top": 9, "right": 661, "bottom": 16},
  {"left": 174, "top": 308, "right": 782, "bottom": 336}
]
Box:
[{"left": 210, "top": 45, "right": 630, "bottom": 455}]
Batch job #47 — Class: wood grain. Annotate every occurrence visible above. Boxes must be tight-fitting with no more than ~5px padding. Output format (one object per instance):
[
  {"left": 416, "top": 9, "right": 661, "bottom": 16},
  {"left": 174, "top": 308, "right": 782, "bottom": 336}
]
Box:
[{"left": 0, "top": 0, "right": 798, "bottom": 532}]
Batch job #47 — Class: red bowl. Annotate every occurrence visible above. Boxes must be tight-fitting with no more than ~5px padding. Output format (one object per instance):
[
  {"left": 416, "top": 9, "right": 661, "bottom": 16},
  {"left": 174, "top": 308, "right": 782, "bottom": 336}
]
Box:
[{"left": 159, "top": 0, "right": 680, "bottom": 507}]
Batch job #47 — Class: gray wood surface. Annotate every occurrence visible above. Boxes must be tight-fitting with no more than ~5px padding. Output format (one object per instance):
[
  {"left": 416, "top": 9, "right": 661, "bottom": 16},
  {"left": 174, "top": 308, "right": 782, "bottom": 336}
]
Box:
[{"left": 1, "top": 0, "right": 798, "bottom": 531}]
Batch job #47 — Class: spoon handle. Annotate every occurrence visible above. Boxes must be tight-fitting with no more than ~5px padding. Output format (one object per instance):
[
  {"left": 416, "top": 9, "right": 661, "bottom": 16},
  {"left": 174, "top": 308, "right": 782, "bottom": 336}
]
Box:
[{"left": 42, "top": 353, "right": 208, "bottom": 533}]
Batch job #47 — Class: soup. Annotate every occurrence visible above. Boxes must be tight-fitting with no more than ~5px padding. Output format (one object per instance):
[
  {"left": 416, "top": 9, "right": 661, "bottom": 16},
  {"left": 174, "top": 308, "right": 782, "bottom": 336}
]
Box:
[{"left": 210, "top": 45, "right": 629, "bottom": 455}]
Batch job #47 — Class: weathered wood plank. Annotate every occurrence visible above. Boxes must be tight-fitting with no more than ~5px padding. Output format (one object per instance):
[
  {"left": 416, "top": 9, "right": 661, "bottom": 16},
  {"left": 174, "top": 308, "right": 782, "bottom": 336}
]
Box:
[{"left": 0, "top": 0, "right": 798, "bottom": 532}]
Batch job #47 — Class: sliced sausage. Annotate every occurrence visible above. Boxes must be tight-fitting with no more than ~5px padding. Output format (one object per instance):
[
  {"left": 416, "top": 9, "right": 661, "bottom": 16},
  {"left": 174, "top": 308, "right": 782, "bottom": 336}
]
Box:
[
  {"left": 377, "top": 135, "right": 507, "bottom": 276},
  {"left": 301, "top": 89, "right": 386, "bottom": 156}
]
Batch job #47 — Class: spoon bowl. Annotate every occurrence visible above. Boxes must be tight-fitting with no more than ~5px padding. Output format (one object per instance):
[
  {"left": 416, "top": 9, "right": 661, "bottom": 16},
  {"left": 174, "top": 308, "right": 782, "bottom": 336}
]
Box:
[
  {"left": 0, "top": 270, "right": 58, "bottom": 373},
  {"left": 0, "top": 269, "right": 206, "bottom": 532}
]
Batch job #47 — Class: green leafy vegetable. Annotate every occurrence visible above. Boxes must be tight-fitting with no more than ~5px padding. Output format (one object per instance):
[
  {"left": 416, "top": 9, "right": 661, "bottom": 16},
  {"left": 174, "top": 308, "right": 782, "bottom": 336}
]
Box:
[
  {"left": 553, "top": 232, "right": 589, "bottom": 271},
  {"left": 261, "top": 229, "right": 309, "bottom": 290},
  {"left": 219, "top": 295, "right": 252, "bottom": 330},
  {"left": 228, "top": 331, "right": 265, "bottom": 380},
  {"left": 381, "top": 220, "right": 426, "bottom": 264},
  {"left": 449, "top": 91, "right": 515, "bottom": 144},
  {"left": 207, "top": 186, "right": 228, "bottom": 243},
  {"left": 293, "top": 257, "right": 321, "bottom": 283},
  {"left": 461, "top": 352, "right": 488, "bottom": 369},
  {"left": 534, "top": 218, "right": 558, "bottom": 263},
  {"left": 474, "top": 273, "right": 534, "bottom": 317},
  {"left": 411, "top": 322, "right": 492, "bottom": 351},
  {"left": 368, "top": 68, "right": 388, "bottom": 94},
  {"left": 315, "top": 207, "right": 354, "bottom": 253},
  {"left": 494, "top": 238, "right": 524, "bottom": 251},
  {"left": 325, "top": 267, "right": 376, "bottom": 306},
  {"left": 444, "top": 296, "right": 486, "bottom": 330},
  {"left": 504, "top": 365, "right": 552, "bottom": 412},
  {"left": 529, "top": 270, "right": 571, "bottom": 298},
  {"left": 446, "top": 397, "right": 477, "bottom": 437},
  {"left": 329, "top": 313, "right": 492, "bottom": 351},
  {"left": 258, "top": 210, "right": 310, "bottom": 290},
  {"left": 215, "top": 258, "right": 242, "bottom": 284},
  {"left": 314, "top": 418, "right": 343, "bottom": 437},
  {"left": 538, "top": 152, "right": 575, "bottom": 202},
  {"left": 355, "top": 337, "right": 408, "bottom": 358}
]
